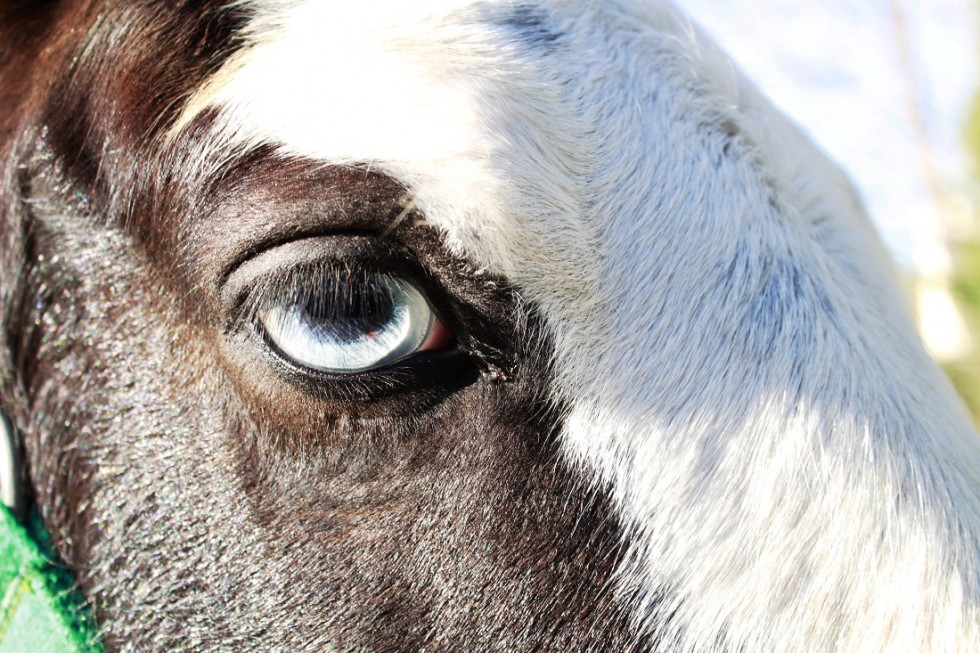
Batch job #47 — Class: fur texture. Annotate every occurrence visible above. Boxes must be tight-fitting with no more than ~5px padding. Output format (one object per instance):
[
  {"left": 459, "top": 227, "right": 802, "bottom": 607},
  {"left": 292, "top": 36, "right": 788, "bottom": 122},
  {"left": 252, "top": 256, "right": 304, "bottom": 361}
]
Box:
[{"left": 1, "top": 0, "right": 979, "bottom": 651}]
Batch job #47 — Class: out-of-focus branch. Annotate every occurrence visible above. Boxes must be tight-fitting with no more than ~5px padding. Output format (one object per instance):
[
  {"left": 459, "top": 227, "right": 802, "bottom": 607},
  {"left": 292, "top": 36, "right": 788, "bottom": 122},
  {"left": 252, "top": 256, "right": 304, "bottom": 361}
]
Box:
[{"left": 888, "top": 0, "right": 971, "bottom": 360}]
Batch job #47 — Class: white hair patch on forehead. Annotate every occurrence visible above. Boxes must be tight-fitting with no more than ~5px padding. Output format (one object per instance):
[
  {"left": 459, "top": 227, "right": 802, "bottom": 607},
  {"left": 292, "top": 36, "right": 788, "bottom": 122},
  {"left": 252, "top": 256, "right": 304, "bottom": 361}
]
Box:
[
  {"left": 176, "top": 0, "right": 602, "bottom": 279},
  {"left": 180, "top": 0, "right": 980, "bottom": 650}
]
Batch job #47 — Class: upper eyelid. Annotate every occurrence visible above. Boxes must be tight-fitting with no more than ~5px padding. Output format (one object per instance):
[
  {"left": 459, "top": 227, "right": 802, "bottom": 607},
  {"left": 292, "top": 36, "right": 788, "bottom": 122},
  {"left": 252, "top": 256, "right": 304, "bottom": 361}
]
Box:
[
  {"left": 220, "top": 235, "right": 459, "bottom": 332},
  {"left": 195, "top": 162, "right": 415, "bottom": 283},
  {"left": 223, "top": 236, "right": 410, "bottom": 302}
]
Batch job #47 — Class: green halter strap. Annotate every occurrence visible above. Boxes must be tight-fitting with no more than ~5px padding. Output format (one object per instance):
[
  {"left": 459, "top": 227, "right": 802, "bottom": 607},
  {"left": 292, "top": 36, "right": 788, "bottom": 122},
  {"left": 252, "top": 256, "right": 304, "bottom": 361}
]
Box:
[{"left": 0, "top": 413, "right": 101, "bottom": 652}]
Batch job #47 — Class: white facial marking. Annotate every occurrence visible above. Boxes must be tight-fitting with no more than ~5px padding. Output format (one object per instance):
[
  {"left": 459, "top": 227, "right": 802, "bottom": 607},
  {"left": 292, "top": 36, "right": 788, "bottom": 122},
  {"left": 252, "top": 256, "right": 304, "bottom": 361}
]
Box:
[{"left": 181, "top": 1, "right": 980, "bottom": 650}]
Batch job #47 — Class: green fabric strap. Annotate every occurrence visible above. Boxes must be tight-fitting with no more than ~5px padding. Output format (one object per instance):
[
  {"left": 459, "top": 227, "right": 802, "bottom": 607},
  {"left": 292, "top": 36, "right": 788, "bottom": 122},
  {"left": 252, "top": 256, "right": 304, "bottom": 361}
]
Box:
[{"left": 0, "top": 506, "right": 100, "bottom": 652}]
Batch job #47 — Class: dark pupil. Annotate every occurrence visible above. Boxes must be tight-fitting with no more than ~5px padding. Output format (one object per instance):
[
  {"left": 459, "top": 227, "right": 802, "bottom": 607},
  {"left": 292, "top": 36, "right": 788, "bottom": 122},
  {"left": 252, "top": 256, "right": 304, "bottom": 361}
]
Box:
[{"left": 300, "top": 277, "right": 395, "bottom": 343}]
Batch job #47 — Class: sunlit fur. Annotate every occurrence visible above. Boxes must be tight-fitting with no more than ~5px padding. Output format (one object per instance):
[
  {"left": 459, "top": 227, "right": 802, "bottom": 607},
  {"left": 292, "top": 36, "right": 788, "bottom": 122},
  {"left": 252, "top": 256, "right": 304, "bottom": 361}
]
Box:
[{"left": 169, "top": 0, "right": 980, "bottom": 650}]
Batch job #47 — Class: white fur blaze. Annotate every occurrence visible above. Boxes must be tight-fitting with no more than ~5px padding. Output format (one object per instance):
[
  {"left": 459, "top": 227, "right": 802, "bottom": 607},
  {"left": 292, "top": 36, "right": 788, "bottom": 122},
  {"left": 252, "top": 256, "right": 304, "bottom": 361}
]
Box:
[{"left": 178, "top": 1, "right": 980, "bottom": 650}]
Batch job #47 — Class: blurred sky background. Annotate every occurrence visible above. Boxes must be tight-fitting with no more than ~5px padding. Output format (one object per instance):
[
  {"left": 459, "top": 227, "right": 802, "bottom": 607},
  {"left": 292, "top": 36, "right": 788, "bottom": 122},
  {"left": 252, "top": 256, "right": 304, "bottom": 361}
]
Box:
[{"left": 682, "top": 0, "right": 980, "bottom": 419}]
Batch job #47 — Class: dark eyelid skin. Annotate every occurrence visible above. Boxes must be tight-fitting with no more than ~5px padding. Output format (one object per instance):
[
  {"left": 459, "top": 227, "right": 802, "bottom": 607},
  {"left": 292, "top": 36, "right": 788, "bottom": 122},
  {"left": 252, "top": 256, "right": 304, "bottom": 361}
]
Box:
[{"left": 190, "top": 162, "right": 418, "bottom": 293}]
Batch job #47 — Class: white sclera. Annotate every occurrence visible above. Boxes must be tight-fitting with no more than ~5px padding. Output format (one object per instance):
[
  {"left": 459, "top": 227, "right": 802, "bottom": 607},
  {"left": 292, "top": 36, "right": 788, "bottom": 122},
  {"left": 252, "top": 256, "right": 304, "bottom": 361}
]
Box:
[{"left": 261, "top": 276, "right": 436, "bottom": 373}]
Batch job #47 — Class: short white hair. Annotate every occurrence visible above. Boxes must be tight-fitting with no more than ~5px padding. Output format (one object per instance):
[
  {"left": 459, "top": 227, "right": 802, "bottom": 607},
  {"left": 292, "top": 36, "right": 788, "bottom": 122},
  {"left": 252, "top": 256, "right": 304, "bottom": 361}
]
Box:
[{"left": 175, "top": 0, "right": 980, "bottom": 649}]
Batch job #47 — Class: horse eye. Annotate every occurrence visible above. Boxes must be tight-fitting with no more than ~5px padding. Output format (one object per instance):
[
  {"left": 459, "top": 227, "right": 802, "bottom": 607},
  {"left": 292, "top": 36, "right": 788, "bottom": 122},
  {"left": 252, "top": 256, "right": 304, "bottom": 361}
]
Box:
[{"left": 259, "top": 271, "right": 453, "bottom": 374}]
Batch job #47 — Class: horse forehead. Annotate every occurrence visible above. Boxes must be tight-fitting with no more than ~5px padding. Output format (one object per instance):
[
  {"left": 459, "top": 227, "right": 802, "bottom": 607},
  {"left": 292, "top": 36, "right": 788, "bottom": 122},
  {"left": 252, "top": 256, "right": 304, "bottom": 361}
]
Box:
[{"left": 180, "top": 0, "right": 684, "bottom": 281}]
